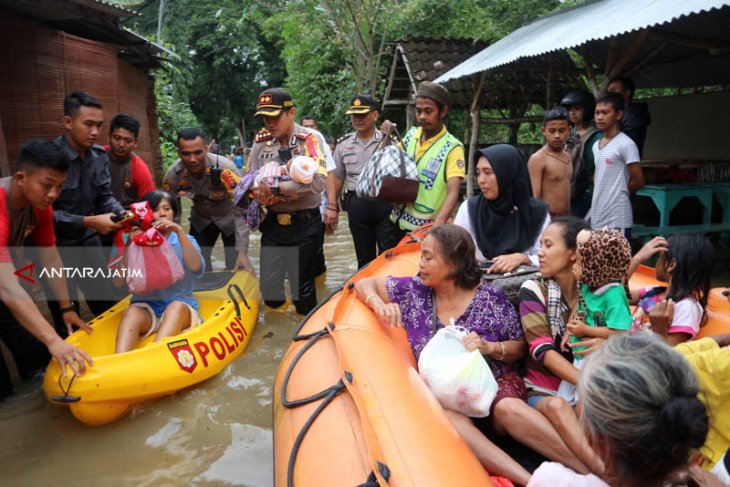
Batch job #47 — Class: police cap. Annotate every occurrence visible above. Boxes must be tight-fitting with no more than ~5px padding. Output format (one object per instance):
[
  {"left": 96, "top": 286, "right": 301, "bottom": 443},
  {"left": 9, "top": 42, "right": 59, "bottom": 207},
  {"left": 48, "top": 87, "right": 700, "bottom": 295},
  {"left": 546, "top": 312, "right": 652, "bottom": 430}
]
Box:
[
  {"left": 255, "top": 88, "right": 294, "bottom": 117},
  {"left": 345, "top": 94, "right": 378, "bottom": 115}
]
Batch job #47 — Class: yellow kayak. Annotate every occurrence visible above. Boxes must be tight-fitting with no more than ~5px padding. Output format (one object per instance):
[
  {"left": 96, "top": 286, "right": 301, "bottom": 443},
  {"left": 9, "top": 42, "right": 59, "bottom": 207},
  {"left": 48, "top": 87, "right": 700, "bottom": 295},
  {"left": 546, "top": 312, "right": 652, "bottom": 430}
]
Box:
[{"left": 43, "top": 271, "right": 260, "bottom": 426}]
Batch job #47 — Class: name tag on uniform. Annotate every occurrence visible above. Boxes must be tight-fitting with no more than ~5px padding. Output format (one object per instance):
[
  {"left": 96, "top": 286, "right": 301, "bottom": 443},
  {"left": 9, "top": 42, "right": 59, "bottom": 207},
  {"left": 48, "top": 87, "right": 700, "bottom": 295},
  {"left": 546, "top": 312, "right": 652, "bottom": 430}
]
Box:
[{"left": 422, "top": 157, "right": 442, "bottom": 179}]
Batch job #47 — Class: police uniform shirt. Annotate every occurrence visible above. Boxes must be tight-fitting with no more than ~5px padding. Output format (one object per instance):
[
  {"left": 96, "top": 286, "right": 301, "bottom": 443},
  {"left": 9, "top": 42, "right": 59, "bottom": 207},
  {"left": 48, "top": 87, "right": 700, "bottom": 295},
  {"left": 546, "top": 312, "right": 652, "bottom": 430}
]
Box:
[
  {"left": 333, "top": 129, "right": 383, "bottom": 190},
  {"left": 247, "top": 123, "right": 328, "bottom": 213},
  {"left": 163, "top": 153, "right": 249, "bottom": 252},
  {"left": 53, "top": 135, "right": 124, "bottom": 244}
]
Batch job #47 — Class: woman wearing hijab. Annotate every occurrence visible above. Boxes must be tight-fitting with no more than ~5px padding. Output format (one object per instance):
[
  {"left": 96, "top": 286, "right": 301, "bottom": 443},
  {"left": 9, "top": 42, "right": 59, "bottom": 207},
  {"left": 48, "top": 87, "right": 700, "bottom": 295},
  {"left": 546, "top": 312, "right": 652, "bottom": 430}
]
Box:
[{"left": 455, "top": 144, "right": 550, "bottom": 273}]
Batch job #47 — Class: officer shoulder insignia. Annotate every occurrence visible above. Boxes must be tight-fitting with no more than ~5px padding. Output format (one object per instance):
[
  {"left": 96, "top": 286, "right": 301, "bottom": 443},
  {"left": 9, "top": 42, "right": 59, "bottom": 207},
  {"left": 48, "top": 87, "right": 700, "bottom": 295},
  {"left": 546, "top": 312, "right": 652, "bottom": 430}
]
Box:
[
  {"left": 255, "top": 129, "right": 273, "bottom": 143},
  {"left": 294, "top": 132, "right": 311, "bottom": 140},
  {"left": 336, "top": 133, "right": 351, "bottom": 145}
]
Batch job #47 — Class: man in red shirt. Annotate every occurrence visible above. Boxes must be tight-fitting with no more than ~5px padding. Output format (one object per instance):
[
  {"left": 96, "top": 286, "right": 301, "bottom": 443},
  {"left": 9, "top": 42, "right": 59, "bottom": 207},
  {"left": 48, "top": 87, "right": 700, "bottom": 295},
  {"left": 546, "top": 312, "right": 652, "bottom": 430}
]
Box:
[
  {"left": 0, "top": 140, "right": 93, "bottom": 398},
  {"left": 105, "top": 113, "right": 156, "bottom": 207},
  {"left": 103, "top": 113, "right": 156, "bottom": 263}
]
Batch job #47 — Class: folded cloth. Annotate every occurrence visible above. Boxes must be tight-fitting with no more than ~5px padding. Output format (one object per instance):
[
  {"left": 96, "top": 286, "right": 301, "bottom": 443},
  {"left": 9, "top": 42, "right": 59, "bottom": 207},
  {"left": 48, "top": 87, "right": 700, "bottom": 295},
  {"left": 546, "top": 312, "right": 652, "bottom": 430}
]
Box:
[{"left": 231, "top": 170, "right": 266, "bottom": 230}]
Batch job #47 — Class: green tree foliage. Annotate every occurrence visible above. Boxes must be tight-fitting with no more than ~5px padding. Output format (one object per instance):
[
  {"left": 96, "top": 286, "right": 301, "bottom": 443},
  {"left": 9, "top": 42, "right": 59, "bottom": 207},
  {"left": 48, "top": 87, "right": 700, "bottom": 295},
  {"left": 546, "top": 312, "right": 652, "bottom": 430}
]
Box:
[
  {"left": 261, "top": 1, "right": 354, "bottom": 139},
  {"left": 153, "top": 68, "right": 200, "bottom": 169},
  {"left": 262, "top": 0, "right": 403, "bottom": 139},
  {"left": 127, "top": 0, "right": 284, "bottom": 151},
  {"left": 123, "top": 0, "right": 577, "bottom": 146},
  {"left": 186, "top": 1, "right": 285, "bottom": 147}
]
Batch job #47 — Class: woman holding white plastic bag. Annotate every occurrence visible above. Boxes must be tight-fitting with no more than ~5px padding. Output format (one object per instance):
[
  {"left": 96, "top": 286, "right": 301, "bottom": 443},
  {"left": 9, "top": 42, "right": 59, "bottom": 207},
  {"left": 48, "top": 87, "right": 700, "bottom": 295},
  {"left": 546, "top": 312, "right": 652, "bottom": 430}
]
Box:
[{"left": 355, "top": 224, "right": 587, "bottom": 486}]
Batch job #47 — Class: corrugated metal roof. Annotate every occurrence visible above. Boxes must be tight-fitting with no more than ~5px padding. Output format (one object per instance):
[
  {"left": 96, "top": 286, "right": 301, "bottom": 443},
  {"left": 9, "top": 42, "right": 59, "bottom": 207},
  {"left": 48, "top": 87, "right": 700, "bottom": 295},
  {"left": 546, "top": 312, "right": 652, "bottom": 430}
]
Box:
[
  {"left": 436, "top": 0, "right": 730, "bottom": 85},
  {"left": 69, "top": 0, "right": 138, "bottom": 17}
]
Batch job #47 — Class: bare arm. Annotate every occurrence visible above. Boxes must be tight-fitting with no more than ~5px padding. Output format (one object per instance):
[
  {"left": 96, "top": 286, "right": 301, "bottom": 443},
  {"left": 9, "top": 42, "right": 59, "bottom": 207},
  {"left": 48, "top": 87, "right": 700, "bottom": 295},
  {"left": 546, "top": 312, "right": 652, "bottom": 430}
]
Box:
[
  {"left": 543, "top": 349, "right": 580, "bottom": 385},
  {"left": 326, "top": 171, "right": 344, "bottom": 204},
  {"left": 627, "top": 236, "right": 668, "bottom": 279},
  {"left": 152, "top": 220, "right": 203, "bottom": 273},
  {"left": 528, "top": 155, "right": 544, "bottom": 199},
  {"left": 37, "top": 247, "right": 91, "bottom": 334},
  {"left": 175, "top": 230, "right": 203, "bottom": 274},
  {"left": 463, "top": 332, "right": 527, "bottom": 363},
  {"left": 433, "top": 177, "right": 462, "bottom": 226},
  {"left": 354, "top": 277, "right": 391, "bottom": 305},
  {"left": 580, "top": 326, "right": 623, "bottom": 339},
  {"left": 355, "top": 277, "right": 402, "bottom": 328},
  {"left": 0, "top": 262, "right": 92, "bottom": 375},
  {"left": 628, "top": 163, "right": 645, "bottom": 194},
  {"left": 324, "top": 171, "right": 343, "bottom": 227}
]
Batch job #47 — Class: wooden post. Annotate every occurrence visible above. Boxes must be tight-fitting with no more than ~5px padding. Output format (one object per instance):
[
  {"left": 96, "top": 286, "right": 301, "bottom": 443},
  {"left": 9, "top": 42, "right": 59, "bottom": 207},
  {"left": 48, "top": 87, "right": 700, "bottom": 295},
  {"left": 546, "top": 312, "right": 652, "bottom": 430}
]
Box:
[
  {"left": 467, "top": 72, "right": 486, "bottom": 197},
  {"left": 579, "top": 48, "right": 600, "bottom": 96},
  {"left": 406, "top": 102, "right": 415, "bottom": 131},
  {"left": 545, "top": 54, "right": 555, "bottom": 108},
  {"left": 463, "top": 110, "right": 471, "bottom": 154},
  {"left": 605, "top": 29, "right": 649, "bottom": 85},
  {"left": 604, "top": 37, "right": 623, "bottom": 78}
]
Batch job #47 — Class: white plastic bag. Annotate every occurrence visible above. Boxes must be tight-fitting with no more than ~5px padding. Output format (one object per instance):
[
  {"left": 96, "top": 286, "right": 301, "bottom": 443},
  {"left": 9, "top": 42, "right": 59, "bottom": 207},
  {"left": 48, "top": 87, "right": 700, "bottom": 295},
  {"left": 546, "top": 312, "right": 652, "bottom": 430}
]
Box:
[{"left": 417, "top": 326, "right": 499, "bottom": 418}]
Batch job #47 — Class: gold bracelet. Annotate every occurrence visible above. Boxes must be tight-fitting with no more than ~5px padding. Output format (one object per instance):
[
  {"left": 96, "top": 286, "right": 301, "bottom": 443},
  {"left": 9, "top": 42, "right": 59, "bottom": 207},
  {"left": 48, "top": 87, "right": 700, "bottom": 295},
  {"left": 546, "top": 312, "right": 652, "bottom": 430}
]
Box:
[
  {"left": 365, "top": 294, "right": 378, "bottom": 307},
  {"left": 494, "top": 341, "right": 506, "bottom": 361}
]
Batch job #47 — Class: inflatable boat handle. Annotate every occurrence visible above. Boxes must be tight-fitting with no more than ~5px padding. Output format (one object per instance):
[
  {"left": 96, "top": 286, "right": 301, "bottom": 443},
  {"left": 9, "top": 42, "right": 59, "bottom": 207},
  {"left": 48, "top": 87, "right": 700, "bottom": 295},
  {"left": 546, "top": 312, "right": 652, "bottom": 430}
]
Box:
[
  {"left": 50, "top": 395, "right": 81, "bottom": 403},
  {"left": 227, "top": 283, "right": 250, "bottom": 318},
  {"left": 51, "top": 373, "right": 81, "bottom": 402}
]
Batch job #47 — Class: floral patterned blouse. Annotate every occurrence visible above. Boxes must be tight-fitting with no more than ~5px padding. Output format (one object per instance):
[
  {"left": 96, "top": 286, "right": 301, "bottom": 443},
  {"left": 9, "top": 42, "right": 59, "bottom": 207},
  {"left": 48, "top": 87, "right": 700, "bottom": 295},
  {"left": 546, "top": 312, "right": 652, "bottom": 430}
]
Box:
[{"left": 385, "top": 275, "right": 524, "bottom": 378}]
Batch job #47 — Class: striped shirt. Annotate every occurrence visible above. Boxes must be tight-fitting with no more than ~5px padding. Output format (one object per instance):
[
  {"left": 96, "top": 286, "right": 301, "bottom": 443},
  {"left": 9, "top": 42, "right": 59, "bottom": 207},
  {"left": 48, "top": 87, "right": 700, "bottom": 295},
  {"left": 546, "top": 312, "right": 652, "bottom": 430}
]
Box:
[
  {"left": 590, "top": 132, "right": 640, "bottom": 229},
  {"left": 519, "top": 278, "right": 574, "bottom": 395}
]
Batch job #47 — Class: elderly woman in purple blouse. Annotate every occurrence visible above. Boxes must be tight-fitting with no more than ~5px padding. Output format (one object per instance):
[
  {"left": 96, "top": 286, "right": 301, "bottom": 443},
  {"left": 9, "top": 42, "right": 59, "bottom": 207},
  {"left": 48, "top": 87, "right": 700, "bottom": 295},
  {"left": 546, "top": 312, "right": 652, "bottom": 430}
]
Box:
[{"left": 355, "top": 224, "right": 589, "bottom": 486}]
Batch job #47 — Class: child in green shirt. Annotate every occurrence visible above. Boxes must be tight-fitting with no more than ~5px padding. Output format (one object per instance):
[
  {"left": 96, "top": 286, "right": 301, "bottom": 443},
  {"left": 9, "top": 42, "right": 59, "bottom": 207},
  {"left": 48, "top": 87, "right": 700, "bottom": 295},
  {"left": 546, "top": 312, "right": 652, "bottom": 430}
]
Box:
[{"left": 558, "top": 228, "right": 633, "bottom": 404}]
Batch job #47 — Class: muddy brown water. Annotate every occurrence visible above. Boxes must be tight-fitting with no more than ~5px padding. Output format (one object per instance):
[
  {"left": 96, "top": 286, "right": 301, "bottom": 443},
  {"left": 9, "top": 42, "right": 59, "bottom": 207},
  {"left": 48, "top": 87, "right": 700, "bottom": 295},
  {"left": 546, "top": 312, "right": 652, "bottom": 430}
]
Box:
[
  {"left": 0, "top": 214, "right": 357, "bottom": 486},
  {"left": 2, "top": 208, "right": 729, "bottom": 486}
]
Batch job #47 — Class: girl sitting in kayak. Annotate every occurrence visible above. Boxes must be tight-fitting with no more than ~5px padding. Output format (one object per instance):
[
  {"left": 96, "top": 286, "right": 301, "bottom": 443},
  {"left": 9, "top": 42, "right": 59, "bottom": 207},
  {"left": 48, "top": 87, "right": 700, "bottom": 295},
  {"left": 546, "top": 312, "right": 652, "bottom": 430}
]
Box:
[
  {"left": 115, "top": 190, "right": 205, "bottom": 353},
  {"left": 629, "top": 234, "right": 714, "bottom": 345}
]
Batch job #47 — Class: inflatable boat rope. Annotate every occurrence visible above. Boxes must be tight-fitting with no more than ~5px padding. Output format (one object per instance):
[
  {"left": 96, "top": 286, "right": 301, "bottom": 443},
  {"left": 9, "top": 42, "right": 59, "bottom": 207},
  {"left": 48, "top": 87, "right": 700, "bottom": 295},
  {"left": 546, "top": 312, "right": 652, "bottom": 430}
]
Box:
[{"left": 279, "top": 282, "right": 393, "bottom": 487}]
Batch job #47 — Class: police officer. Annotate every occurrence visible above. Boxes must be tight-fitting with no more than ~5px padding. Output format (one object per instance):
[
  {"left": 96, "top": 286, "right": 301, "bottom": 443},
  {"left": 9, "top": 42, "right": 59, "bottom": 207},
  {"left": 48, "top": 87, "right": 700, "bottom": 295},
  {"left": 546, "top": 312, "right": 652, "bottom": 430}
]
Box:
[
  {"left": 248, "top": 87, "right": 328, "bottom": 315},
  {"left": 163, "top": 128, "right": 252, "bottom": 273},
  {"left": 325, "top": 94, "right": 399, "bottom": 268}
]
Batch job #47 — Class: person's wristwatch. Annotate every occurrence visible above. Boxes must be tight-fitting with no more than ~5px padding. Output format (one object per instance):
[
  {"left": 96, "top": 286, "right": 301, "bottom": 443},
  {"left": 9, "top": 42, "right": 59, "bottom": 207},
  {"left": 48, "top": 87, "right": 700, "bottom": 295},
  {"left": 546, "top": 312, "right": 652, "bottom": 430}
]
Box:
[{"left": 60, "top": 302, "right": 77, "bottom": 315}]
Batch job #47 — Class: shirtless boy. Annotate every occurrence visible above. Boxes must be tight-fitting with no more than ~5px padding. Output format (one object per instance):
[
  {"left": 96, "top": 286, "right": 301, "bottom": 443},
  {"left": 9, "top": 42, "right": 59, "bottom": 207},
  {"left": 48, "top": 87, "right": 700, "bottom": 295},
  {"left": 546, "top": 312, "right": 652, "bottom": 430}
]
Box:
[{"left": 528, "top": 107, "right": 572, "bottom": 216}]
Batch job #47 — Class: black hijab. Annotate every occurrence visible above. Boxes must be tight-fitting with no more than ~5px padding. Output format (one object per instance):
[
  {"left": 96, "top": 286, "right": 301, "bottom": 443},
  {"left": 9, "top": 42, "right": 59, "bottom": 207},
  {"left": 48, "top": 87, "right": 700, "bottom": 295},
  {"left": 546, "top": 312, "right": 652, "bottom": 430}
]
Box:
[{"left": 467, "top": 144, "right": 548, "bottom": 259}]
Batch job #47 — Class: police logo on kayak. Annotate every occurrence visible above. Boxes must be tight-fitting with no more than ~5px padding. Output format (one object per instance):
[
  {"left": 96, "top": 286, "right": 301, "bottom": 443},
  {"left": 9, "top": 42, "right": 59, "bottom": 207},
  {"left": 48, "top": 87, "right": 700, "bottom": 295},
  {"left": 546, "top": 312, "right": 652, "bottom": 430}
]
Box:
[{"left": 168, "top": 339, "right": 198, "bottom": 373}]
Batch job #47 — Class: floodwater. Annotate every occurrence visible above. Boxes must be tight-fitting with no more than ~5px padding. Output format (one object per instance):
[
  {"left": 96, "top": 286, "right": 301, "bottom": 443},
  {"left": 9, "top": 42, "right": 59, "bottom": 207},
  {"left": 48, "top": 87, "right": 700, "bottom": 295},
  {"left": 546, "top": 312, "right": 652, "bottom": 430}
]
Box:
[
  {"left": 2, "top": 209, "right": 729, "bottom": 486},
  {"left": 0, "top": 215, "right": 357, "bottom": 486}
]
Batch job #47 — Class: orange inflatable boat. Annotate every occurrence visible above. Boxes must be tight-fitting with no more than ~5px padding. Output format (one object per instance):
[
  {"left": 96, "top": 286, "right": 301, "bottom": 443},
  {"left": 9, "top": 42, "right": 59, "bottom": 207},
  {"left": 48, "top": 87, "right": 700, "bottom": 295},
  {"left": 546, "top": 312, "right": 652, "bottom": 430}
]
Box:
[{"left": 274, "top": 240, "right": 730, "bottom": 487}]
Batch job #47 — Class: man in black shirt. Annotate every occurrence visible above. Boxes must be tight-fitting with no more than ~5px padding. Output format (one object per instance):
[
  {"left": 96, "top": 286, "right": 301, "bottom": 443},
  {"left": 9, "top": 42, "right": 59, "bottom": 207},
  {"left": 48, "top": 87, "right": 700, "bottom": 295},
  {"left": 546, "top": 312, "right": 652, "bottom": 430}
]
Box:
[{"left": 50, "top": 91, "right": 124, "bottom": 328}]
